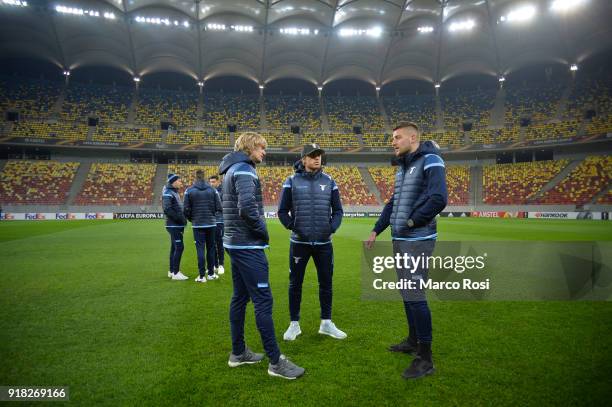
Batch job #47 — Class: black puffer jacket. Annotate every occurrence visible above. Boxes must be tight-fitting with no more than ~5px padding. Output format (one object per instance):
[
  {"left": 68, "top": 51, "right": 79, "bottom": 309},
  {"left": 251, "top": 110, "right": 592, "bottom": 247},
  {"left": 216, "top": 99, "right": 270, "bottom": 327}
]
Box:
[{"left": 183, "top": 180, "right": 221, "bottom": 228}]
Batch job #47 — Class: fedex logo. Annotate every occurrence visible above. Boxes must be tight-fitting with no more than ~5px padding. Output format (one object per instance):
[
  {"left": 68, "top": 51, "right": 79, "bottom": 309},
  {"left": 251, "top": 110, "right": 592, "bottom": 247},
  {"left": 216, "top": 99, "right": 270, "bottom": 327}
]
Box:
[
  {"left": 85, "top": 213, "right": 106, "bottom": 219},
  {"left": 55, "top": 213, "right": 73, "bottom": 220},
  {"left": 26, "top": 213, "right": 46, "bottom": 220}
]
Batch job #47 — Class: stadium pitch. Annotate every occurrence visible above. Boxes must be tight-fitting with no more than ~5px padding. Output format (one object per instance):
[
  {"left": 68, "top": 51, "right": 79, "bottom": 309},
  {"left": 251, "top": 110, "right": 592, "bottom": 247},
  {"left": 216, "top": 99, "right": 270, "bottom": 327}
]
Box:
[{"left": 0, "top": 218, "right": 610, "bottom": 405}]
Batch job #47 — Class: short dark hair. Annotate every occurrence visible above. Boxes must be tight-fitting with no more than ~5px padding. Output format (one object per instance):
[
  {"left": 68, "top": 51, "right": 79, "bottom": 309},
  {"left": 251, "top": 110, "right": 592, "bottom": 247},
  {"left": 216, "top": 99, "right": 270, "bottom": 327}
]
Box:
[
  {"left": 393, "top": 122, "right": 420, "bottom": 133},
  {"left": 195, "top": 170, "right": 205, "bottom": 180},
  {"left": 209, "top": 175, "right": 219, "bottom": 181}
]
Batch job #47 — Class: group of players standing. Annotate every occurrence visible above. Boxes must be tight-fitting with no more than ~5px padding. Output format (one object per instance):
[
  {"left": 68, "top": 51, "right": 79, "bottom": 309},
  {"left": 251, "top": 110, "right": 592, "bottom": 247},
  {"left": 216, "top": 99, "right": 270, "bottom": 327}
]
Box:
[{"left": 161, "top": 123, "right": 448, "bottom": 381}]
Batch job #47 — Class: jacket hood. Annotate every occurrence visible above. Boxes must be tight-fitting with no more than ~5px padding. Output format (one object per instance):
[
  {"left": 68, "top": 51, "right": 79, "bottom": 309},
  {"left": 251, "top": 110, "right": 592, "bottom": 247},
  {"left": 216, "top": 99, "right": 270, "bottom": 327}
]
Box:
[
  {"left": 165, "top": 183, "right": 178, "bottom": 191},
  {"left": 190, "top": 179, "right": 211, "bottom": 191},
  {"left": 219, "top": 151, "right": 253, "bottom": 175},
  {"left": 293, "top": 159, "right": 304, "bottom": 173},
  {"left": 400, "top": 140, "right": 442, "bottom": 166}
]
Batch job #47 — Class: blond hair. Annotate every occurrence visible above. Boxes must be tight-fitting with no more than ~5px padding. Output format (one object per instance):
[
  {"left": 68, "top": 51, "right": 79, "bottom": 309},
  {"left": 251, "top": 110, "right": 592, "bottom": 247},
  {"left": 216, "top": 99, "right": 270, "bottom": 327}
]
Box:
[{"left": 234, "top": 132, "right": 268, "bottom": 154}]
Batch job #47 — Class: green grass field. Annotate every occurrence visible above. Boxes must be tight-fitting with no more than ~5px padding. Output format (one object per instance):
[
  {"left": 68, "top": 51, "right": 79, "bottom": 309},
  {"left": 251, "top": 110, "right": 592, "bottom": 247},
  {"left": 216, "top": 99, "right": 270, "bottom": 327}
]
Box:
[{"left": 1, "top": 218, "right": 611, "bottom": 406}]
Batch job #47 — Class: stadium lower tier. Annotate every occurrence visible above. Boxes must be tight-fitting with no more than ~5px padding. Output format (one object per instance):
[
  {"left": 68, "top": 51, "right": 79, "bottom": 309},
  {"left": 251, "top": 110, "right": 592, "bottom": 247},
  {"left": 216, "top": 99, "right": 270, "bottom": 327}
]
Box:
[{"left": 0, "top": 157, "right": 609, "bottom": 207}]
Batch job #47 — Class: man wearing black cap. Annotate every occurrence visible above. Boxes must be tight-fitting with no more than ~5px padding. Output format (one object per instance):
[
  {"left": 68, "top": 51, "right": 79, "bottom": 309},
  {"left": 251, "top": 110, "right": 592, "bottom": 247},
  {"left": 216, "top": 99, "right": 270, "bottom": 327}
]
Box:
[
  {"left": 277, "top": 143, "right": 346, "bottom": 341},
  {"left": 162, "top": 173, "right": 188, "bottom": 280}
]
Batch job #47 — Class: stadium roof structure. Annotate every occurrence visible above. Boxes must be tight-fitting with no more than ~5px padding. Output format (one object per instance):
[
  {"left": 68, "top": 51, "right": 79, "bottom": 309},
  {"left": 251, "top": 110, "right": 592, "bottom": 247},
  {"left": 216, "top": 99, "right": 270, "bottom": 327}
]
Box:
[{"left": 0, "top": 0, "right": 611, "bottom": 88}]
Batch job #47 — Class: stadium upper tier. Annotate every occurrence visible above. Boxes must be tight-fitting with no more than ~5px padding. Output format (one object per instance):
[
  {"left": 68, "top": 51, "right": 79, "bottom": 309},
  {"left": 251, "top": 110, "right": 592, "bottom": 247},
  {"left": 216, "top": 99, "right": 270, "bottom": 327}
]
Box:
[
  {"left": 1, "top": 157, "right": 608, "bottom": 207},
  {"left": 265, "top": 95, "right": 320, "bottom": 131},
  {"left": 2, "top": 74, "right": 612, "bottom": 147},
  {"left": 61, "top": 82, "right": 131, "bottom": 124}
]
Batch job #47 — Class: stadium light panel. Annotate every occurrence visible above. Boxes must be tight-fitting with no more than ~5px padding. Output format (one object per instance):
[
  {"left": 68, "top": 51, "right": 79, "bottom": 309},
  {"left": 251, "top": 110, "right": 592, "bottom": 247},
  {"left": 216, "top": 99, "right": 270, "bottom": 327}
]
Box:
[
  {"left": 434, "top": 83, "right": 441, "bottom": 89},
  {"left": 317, "top": 86, "right": 323, "bottom": 91},
  {"left": 570, "top": 64, "right": 578, "bottom": 71},
  {"left": 279, "top": 27, "right": 318, "bottom": 36},
  {"left": 231, "top": 25, "right": 253, "bottom": 32},
  {"left": 103, "top": 12, "right": 115, "bottom": 20},
  {"left": 63, "top": 70, "right": 70, "bottom": 76},
  {"left": 501, "top": 5, "right": 537, "bottom": 23},
  {"left": 417, "top": 26, "right": 434, "bottom": 33},
  {"left": 197, "top": 81, "right": 204, "bottom": 87},
  {"left": 2, "top": 0, "right": 28, "bottom": 6},
  {"left": 207, "top": 23, "right": 227, "bottom": 31},
  {"left": 259, "top": 84, "right": 264, "bottom": 90},
  {"left": 498, "top": 76, "right": 506, "bottom": 82},
  {"left": 448, "top": 19, "right": 475, "bottom": 32},
  {"left": 338, "top": 26, "right": 383, "bottom": 38},
  {"left": 133, "top": 77, "right": 140, "bottom": 83},
  {"left": 135, "top": 15, "right": 190, "bottom": 28},
  {"left": 550, "top": 0, "right": 586, "bottom": 12}
]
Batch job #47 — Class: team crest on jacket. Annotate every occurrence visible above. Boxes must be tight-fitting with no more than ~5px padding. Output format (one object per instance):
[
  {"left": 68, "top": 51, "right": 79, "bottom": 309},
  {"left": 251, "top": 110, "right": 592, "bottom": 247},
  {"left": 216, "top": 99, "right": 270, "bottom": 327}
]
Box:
[
  {"left": 294, "top": 257, "right": 301, "bottom": 264},
  {"left": 409, "top": 166, "right": 416, "bottom": 174},
  {"left": 320, "top": 184, "right": 327, "bottom": 191}
]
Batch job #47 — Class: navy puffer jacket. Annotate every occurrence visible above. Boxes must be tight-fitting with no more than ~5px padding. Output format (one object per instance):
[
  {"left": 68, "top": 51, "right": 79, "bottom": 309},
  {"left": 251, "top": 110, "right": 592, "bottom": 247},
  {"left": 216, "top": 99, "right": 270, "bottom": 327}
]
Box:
[
  {"left": 218, "top": 151, "right": 269, "bottom": 249},
  {"left": 183, "top": 180, "right": 221, "bottom": 228}
]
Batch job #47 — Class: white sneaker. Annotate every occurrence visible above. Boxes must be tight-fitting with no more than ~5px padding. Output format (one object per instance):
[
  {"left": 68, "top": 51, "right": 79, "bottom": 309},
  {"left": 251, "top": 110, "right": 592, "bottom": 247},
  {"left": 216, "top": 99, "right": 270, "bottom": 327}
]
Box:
[
  {"left": 172, "top": 271, "right": 189, "bottom": 281},
  {"left": 168, "top": 271, "right": 172, "bottom": 278},
  {"left": 217, "top": 265, "right": 225, "bottom": 275},
  {"left": 318, "top": 320, "right": 347, "bottom": 339},
  {"left": 195, "top": 276, "right": 207, "bottom": 283},
  {"left": 206, "top": 274, "right": 219, "bottom": 280},
  {"left": 283, "top": 321, "right": 302, "bottom": 341}
]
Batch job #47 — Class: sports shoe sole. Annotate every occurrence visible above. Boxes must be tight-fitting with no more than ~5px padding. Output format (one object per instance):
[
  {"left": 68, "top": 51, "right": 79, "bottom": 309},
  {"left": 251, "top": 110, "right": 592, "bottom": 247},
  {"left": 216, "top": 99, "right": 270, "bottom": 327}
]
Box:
[
  {"left": 402, "top": 367, "right": 436, "bottom": 380},
  {"left": 267, "top": 369, "right": 303, "bottom": 380},
  {"left": 228, "top": 359, "right": 262, "bottom": 368},
  {"left": 318, "top": 329, "right": 347, "bottom": 340}
]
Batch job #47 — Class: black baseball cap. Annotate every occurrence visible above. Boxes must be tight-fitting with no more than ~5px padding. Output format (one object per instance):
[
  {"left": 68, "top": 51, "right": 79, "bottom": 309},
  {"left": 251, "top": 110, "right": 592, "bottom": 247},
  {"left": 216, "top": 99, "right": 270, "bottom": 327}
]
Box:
[{"left": 301, "top": 143, "right": 325, "bottom": 158}]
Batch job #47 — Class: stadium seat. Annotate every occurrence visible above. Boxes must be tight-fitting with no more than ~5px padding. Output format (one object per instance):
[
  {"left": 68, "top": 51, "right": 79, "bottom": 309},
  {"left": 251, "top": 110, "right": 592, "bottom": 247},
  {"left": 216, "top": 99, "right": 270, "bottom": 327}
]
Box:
[
  {"left": 324, "top": 96, "right": 385, "bottom": 132},
  {"left": 203, "top": 93, "right": 259, "bottom": 130},
  {"left": 482, "top": 160, "right": 569, "bottom": 204},
  {"left": 265, "top": 95, "right": 320, "bottom": 131},
  {"left": 92, "top": 126, "right": 162, "bottom": 143},
  {"left": 302, "top": 133, "right": 360, "bottom": 148},
  {"left": 75, "top": 163, "right": 157, "bottom": 205},
  {"left": 369, "top": 165, "right": 469, "bottom": 205},
  {"left": 324, "top": 166, "right": 378, "bottom": 205},
  {"left": 136, "top": 88, "right": 198, "bottom": 128},
  {"left": 0, "top": 160, "right": 79, "bottom": 205},
  {"left": 0, "top": 75, "right": 61, "bottom": 120},
  {"left": 166, "top": 130, "right": 230, "bottom": 146},
  {"left": 441, "top": 88, "right": 495, "bottom": 130},
  {"left": 11, "top": 121, "right": 88, "bottom": 141},
  {"left": 383, "top": 94, "right": 436, "bottom": 131},
  {"left": 61, "top": 82, "right": 131, "bottom": 124},
  {"left": 535, "top": 156, "right": 612, "bottom": 205}
]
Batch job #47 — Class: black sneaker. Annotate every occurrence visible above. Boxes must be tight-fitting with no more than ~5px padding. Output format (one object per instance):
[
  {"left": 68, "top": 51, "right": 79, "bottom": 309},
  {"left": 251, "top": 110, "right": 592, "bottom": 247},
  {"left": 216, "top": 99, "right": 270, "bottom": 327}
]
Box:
[
  {"left": 402, "top": 342, "right": 435, "bottom": 379},
  {"left": 228, "top": 346, "right": 264, "bottom": 367},
  {"left": 268, "top": 355, "right": 305, "bottom": 380},
  {"left": 388, "top": 337, "right": 417, "bottom": 355},
  {"left": 402, "top": 357, "right": 435, "bottom": 379}
]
